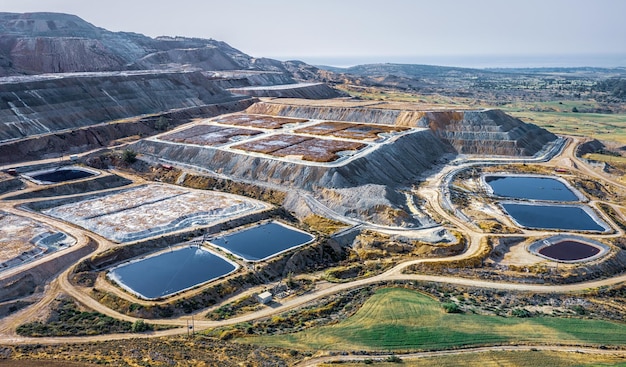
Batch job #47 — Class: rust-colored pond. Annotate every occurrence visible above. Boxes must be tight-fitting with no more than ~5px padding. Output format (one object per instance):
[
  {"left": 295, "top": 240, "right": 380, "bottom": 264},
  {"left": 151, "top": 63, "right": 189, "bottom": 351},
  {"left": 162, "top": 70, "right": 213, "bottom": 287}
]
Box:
[{"left": 538, "top": 240, "right": 601, "bottom": 261}]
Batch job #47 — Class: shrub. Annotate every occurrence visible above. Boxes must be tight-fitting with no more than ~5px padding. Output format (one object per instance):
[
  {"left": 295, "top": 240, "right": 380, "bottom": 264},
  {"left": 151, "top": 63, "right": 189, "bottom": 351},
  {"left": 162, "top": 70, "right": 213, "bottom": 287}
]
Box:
[
  {"left": 442, "top": 302, "right": 462, "bottom": 313},
  {"left": 512, "top": 308, "right": 531, "bottom": 318},
  {"left": 571, "top": 305, "right": 586, "bottom": 315},
  {"left": 131, "top": 320, "right": 153, "bottom": 332}
]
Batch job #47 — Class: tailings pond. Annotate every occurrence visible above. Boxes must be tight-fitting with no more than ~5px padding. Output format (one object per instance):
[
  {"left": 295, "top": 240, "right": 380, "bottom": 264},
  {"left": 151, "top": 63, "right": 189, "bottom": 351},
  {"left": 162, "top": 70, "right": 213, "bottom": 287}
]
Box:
[
  {"left": 209, "top": 221, "right": 314, "bottom": 261},
  {"left": 501, "top": 203, "right": 608, "bottom": 232},
  {"left": 485, "top": 175, "right": 580, "bottom": 201},
  {"left": 108, "top": 246, "right": 238, "bottom": 299},
  {"left": 539, "top": 240, "right": 601, "bottom": 261},
  {"left": 528, "top": 236, "right": 610, "bottom": 262},
  {"left": 26, "top": 167, "right": 98, "bottom": 184}
]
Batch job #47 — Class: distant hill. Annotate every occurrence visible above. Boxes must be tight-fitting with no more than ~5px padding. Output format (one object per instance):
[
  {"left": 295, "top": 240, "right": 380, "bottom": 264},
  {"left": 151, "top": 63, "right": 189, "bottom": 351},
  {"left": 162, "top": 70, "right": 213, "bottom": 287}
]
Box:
[{"left": 0, "top": 12, "right": 294, "bottom": 76}]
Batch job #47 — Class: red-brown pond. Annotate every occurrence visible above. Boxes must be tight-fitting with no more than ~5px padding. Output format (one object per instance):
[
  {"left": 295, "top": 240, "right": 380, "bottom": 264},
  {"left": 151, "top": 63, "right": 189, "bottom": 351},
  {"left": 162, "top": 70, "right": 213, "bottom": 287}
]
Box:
[{"left": 538, "top": 240, "right": 601, "bottom": 261}]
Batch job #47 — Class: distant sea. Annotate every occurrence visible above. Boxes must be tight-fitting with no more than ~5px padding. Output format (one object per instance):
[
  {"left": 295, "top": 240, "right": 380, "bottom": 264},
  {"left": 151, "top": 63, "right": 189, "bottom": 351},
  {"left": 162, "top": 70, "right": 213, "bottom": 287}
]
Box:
[{"left": 275, "top": 54, "right": 626, "bottom": 69}]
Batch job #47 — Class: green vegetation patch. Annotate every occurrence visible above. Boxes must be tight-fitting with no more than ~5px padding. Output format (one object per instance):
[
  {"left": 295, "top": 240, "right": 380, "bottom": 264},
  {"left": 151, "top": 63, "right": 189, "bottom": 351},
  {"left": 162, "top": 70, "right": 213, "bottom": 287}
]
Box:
[
  {"left": 319, "top": 350, "right": 626, "bottom": 367},
  {"left": 585, "top": 153, "right": 626, "bottom": 164},
  {"left": 244, "top": 288, "right": 626, "bottom": 351},
  {"left": 16, "top": 297, "right": 154, "bottom": 337}
]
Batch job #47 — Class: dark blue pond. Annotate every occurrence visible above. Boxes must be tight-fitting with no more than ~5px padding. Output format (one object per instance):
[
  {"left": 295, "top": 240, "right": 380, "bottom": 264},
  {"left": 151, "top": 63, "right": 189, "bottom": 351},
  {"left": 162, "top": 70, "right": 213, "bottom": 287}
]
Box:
[
  {"left": 210, "top": 222, "right": 314, "bottom": 261},
  {"left": 32, "top": 169, "right": 94, "bottom": 183},
  {"left": 109, "top": 247, "right": 237, "bottom": 299},
  {"left": 486, "top": 176, "right": 579, "bottom": 201},
  {"left": 501, "top": 203, "right": 606, "bottom": 232}
]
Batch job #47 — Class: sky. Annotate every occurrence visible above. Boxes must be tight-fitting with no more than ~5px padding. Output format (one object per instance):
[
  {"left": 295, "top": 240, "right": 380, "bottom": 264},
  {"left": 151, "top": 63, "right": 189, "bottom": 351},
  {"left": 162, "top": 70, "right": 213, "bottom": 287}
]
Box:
[{"left": 2, "top": 0, "right": 626, "bottom": 67}]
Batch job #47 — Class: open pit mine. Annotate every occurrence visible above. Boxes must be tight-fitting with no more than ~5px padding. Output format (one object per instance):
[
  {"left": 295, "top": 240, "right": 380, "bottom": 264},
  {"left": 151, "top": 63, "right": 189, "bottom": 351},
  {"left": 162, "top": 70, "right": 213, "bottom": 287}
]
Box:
[
  {"left": 0, "top": 10, "right": 560, "bottom": 304},
  {"left": 1, "top": 12, "right": 625, "bottom": 366}
]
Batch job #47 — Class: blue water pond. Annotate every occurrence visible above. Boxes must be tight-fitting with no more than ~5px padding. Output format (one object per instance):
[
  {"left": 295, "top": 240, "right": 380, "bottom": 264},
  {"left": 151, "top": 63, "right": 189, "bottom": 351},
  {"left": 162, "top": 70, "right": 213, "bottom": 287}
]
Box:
[
  {"left": 501, "top": 203, "right": 606, "bottom": 232},
  {"left": 109, "top": 246, "right": 237, "bottom": 299},
  {"left": 210, "top": 221, "right": 314, "bottom": 261},
  {"left": 486, "top": 176, "right": 579, "bottom": 201}
]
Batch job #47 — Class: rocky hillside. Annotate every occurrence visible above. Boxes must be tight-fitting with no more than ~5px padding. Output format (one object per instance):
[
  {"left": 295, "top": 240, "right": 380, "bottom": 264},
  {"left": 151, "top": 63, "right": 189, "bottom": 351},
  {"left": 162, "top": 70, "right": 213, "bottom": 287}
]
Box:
[
  {"left": 0, "top": 12, "right": 293, "bottom": 76},
  {"left": 0, "top": 12, "right": 150, "bottom": 75}
]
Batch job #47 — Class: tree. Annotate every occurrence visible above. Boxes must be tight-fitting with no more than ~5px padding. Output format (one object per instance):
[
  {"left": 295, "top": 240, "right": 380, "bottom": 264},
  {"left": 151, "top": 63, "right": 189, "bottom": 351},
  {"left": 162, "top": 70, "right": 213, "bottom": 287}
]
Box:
[
  {"left": 155, "top": 116, "right": 170, "bottom": 131},
  {"left": 121, "top": 149, "right": 137, "bottom": 164},
  {"left": 572, "top": 106, "right": 579, "bottom": 113}
]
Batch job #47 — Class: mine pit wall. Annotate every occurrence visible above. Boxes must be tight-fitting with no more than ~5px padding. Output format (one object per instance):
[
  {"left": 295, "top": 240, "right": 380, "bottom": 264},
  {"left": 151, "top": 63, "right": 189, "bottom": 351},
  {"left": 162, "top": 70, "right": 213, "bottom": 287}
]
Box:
[
  {"left": 0, "top": 174, "right": 23, "bottom": 195},
  {"left": 245, "top": 103, "right": 557, "bottom": 156},
  {"left": 0, "top": 70, "right": 243, "bottom": 143},
  {"left": 207, "top": 71, "right": 296, "bottom": 89},
  {"left": 132, "top": 129, "right": 454, "bottom": 190},
  {"left": 246, "top": 102, "right": 425, "bottom": 125},
  {"left": 0, "top": 99, "right": 256, "bottom": 165},
  {"left": 229, "top": 83, "right": 343, "bottom": 100}
]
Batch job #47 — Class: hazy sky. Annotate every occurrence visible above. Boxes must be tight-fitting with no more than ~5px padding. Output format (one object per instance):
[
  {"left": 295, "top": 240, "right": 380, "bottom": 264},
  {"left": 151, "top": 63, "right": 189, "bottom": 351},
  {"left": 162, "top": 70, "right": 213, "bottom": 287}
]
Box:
[{"left": 2, "top": 0, "right": 626, "bottom": 66}]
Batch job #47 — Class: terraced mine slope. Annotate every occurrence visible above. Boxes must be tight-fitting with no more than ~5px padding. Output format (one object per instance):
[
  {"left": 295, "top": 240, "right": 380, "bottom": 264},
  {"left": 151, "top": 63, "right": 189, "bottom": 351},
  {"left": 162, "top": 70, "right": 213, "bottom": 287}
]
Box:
[
  {"left": 247, "top": 100, "right": 557, "bottom": 156},
  {"left": 133, "top": 108, "right": 453, "bottom": 190}
]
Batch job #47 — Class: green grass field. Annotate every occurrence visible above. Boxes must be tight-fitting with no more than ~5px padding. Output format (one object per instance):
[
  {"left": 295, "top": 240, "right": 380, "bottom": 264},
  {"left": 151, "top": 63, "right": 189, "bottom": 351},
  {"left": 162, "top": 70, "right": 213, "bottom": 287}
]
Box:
[
  {"left": 243, "top": 288, "right": 626, "bottom": 351},
  {"left": 498, "top": 109, "right": 626, "bottom": 144},
  {"left": 319, "top": 350, "right": 626, "bottom": 367}
]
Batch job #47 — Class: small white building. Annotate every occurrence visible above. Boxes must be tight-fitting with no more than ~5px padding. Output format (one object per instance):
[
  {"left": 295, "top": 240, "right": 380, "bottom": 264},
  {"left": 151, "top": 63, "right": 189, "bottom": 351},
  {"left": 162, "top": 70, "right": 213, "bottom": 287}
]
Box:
[{"left": 256, "top": 291, "right": 273, "bottom": 304}]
